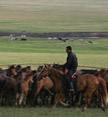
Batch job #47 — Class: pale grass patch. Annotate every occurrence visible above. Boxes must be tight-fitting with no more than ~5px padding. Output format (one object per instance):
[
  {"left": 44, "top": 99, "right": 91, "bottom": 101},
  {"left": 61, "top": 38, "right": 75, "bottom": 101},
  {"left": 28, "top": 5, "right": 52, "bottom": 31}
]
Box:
[{"left": 0, "top": 52, "right": 108, "bottom": 69}]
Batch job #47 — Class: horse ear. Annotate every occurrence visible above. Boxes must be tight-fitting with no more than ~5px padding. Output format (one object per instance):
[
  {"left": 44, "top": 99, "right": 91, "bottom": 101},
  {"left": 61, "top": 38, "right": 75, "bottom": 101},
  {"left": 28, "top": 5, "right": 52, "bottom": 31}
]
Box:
[
  {"left": 45, "top": 64, "right": 49, "bottom": 68},
  {"left": 27, "top": 66, "right": 31, "bottom": 69},
  {"left": 44, "top": 64, "right": 47, "bottom": 68},
  {"left": 31, "top": 70, "right": 37, "bottom": 75},
  {"left": 97, "top": 69, "right": 100, "bottom": 72}
]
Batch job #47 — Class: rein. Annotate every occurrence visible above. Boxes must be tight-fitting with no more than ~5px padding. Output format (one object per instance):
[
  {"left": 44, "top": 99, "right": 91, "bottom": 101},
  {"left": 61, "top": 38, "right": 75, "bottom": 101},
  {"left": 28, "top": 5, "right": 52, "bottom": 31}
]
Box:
[
  {"left": 43, "top": 84, "right": 55, "bottom": 95},
  {"left": 42, "top": 77, "right": 55, "bottom": 95}
]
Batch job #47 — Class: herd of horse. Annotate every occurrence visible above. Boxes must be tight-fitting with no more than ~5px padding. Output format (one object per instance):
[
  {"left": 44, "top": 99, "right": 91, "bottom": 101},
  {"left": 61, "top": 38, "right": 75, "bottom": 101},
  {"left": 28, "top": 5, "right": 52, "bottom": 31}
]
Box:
[{"left": 0, "top": 64, "right": 108, "bottom": 111}]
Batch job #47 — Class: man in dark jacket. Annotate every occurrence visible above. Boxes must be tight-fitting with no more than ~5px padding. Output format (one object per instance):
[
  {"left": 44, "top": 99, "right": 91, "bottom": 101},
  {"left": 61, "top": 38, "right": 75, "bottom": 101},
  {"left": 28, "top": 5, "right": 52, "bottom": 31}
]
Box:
[{"left": 63, "top": 46, "right": 78, "bottom": 92}]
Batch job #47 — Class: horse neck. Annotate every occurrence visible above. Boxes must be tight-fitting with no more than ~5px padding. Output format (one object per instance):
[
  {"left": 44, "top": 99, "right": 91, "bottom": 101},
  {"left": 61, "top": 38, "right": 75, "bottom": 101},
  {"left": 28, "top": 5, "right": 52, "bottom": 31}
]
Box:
[
  {"left": 48, "top": 68, "right": 62, "bottom": 81},
  {"left": 24, "top": 77, "right": 31, "bottom": 84}
]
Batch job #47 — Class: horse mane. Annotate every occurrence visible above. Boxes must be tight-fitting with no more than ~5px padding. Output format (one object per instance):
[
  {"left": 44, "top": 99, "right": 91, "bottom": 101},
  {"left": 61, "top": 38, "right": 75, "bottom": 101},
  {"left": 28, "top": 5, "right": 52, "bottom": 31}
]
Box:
[
  {"left": 47, "top": 67, "right": 63, "bottom": 80},
  {"left": 25, "top": 74, "right": 32, "bottom": 81}
]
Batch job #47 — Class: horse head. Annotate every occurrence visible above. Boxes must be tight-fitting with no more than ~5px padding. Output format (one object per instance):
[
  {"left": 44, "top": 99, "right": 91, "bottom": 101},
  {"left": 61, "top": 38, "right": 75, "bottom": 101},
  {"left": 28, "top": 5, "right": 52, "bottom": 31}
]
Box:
[
  {"left": 26, "top": 74, "right": 34, "bottom": 84},
  {"left": 37, "top": 65, "right": 50, "bottom": 80},
  {"left": 15, "top": 65, "right": 22, "bottom": 72},
  {"left": 95, "top": 69, "right": 107, "bottom": 78},
  {"left": 7, "top": 65, "right": 17, "bottom": 77}
]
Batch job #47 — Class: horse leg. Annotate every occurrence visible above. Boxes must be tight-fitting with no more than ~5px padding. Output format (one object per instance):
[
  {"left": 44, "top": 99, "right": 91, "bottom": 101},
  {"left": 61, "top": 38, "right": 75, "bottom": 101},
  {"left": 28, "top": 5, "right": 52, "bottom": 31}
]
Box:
[
  {"left": 18, "top": 93, "right": 24, "bottom": 106},
  {"left": 0, "top": 91, "right": 4, "bottom": 106},
  {"left": 66, "top": 92, "right": 74, "bottom": 107},
  {"left": 51, "top": 93, "right": 61, "bottom": 110},
  {"left": 41, "top": 91, "right": 46, "bottom": 105},
  {"left": 42, "top": 91, "right": 49, "bottom": 105},
  {"left": 83, "top": 90, "right": 94, "bottom": 111},
  {"left": 32, "top": 82, "right": 43, "bottom": 106},
  {"left": 24, "top": 94, "right": 27, "bottom": 107},
  {"left": 51, "top": 95, "right": 55, "bottom": 105},
  {"left": 52, "top": 92, "right": 68, "bottom": 110},
  {"left": 46, "top": 93, "right": 50, "bottom": 105},
  {"left": 59, "top": 92, "right": 69, "bottom": 107},
  {"left": 77, "top": 92, "right": 83, "bottom": 106},
  {"left": 15, "top": 93, "right": 19, "bottom": 106},
  {"left": 95, "top": 90, "right": 105, "bottom": 111}
]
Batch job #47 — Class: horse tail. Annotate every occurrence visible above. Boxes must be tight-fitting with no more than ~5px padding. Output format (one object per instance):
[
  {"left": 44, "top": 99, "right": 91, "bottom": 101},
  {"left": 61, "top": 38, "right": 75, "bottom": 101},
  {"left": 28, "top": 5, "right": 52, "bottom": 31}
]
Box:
[{"left": 98, "top": 77, "right": 108, "bottom": 105}]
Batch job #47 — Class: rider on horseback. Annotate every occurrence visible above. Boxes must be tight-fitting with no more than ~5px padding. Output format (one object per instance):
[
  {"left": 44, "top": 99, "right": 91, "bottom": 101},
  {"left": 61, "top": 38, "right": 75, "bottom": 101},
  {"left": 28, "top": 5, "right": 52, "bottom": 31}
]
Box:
[{"left": 63, "top": 46, "right": 78, "bottom": 92}]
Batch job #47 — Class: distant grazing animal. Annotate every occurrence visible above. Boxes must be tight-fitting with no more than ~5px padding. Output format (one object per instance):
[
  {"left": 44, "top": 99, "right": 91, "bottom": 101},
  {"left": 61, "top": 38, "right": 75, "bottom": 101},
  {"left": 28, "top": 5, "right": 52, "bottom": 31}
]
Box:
[
  {"left": 88, "top": 41, "right": 93, "bottom": 44},
  {"left": 80, "top": 39, "right": 84, "bottom": 42},
  {"left": 21, "top": 38, "right": 27, "bottom": 41},
  {"left": 58, "top": 38, "right": 62, "bottom": 40},
  {"left": 62, "top": 40, "right": 66, "bottom": 42},
  {"left": 10, "top": 38, "right": 17, "bottom": 42},
  {"left": 70, "top": 39, "right": 74, "bottom": 42},
  {"left": 48, "top": 37, "right": 52, "bottom": 40}
]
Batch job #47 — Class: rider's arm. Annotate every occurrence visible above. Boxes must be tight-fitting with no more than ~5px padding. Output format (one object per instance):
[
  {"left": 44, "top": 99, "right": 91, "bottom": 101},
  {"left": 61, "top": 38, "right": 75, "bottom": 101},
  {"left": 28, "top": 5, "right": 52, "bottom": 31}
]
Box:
[{"left": 62, "top": 55, "right": 72, "bottom": 70}]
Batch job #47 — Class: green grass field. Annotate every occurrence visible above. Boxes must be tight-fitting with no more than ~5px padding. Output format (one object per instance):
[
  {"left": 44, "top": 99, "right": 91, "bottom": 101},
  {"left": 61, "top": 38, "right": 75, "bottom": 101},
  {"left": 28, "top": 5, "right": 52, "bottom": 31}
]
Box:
[
  {"left": 0, "top": 107, "right": 108, "bottom": 117},
  {"left": 0, "top": 0, "right": 108, "bottom": 32},
  {"left": 0, "top": 37, "right": 108, "bottom": 69}
]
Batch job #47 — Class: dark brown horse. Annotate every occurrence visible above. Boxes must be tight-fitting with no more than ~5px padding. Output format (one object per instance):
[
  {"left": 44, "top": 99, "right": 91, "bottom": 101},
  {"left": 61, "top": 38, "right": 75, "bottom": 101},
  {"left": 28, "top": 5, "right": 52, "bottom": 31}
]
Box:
[
  {"left": 35, "top": 66, "right": 108, "bottom": 111},
  {"left": 0, "top": 74, "right": 16, "bottom": 106},
  {"left": 6, "top": 65, "right": 17, "bottom": 78},
  {"left": 95, "top": 69, "right": 107, "bottom": 78},
  {"left": 97, "top": 69, "right": 108, "bottom": 91}
]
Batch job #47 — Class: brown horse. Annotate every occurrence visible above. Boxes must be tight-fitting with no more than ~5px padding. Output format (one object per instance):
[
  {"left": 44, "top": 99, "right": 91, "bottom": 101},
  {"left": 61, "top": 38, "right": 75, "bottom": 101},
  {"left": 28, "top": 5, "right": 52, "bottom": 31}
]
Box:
[
  {"left": 32, "top": 76, "right": 54, "bottom": 106},
  {"left": 35, "top": 77, "right": 53, "bottom": 97},
  {"left": 77, "top": 74, "right": 108, "bottom": 110},
  {"left": 36, "top": 66, "right": 108, "bottom": 111},
  {"left": 6, "top": 66, "right": 17, "bottom": 78},
  {"left": 97, "top": 69, "right": 108, "bottom": 91},
  {"left": 15, "top": 74, "right": 34, "bottom": 106},
  {"left": 95, "top": 69, "right": 107, "bottom": 78},
  {"left": 103, "top": 74, "right": 108, "bottom": 91}
]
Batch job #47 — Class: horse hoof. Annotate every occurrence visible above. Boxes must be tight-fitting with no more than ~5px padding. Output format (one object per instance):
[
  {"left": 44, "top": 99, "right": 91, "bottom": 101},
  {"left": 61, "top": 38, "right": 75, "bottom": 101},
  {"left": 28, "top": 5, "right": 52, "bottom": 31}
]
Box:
[
  {"left": 67, "top": 105, "right": 72, "bottom": 108},
  {"left": 15, "top": 103, "right": 17, "bottom": 105},
  {"left": 23, "top": 105, "right": 26, "bottom": 107},
  {"left": 102, "top": 106, "right": 105, "bottom": 112},
  {"left": 82, "top": 107, "right": 86, "bottom": 112},
  {"left": 93, "top": 105, "right": 97, "bottom": 108},
  {"left": 51, "top": 106, "right": 55, "bottom": 110},
  {"left": 31, "top": 102, "right": 36, "bottom": 107}
]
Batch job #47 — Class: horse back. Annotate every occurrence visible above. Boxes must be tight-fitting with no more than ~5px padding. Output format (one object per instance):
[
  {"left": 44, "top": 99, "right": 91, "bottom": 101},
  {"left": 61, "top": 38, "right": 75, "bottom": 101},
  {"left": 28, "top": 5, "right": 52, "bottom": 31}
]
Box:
[{"left": 77, "top": 74, "right": 99, "bottom": 91}]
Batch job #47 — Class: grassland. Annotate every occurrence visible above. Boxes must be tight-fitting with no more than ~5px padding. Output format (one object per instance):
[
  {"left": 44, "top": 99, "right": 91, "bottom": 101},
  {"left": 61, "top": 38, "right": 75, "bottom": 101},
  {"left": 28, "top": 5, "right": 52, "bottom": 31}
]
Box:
[
  {"left": 0, "top": 37, "right": 108, "bottom": 69},
  {"left": 0, "top": 0, "right": 108, "bottom": 32},
  {"left": 0, "top": 107, "right": 108, "bottom": 117}
]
